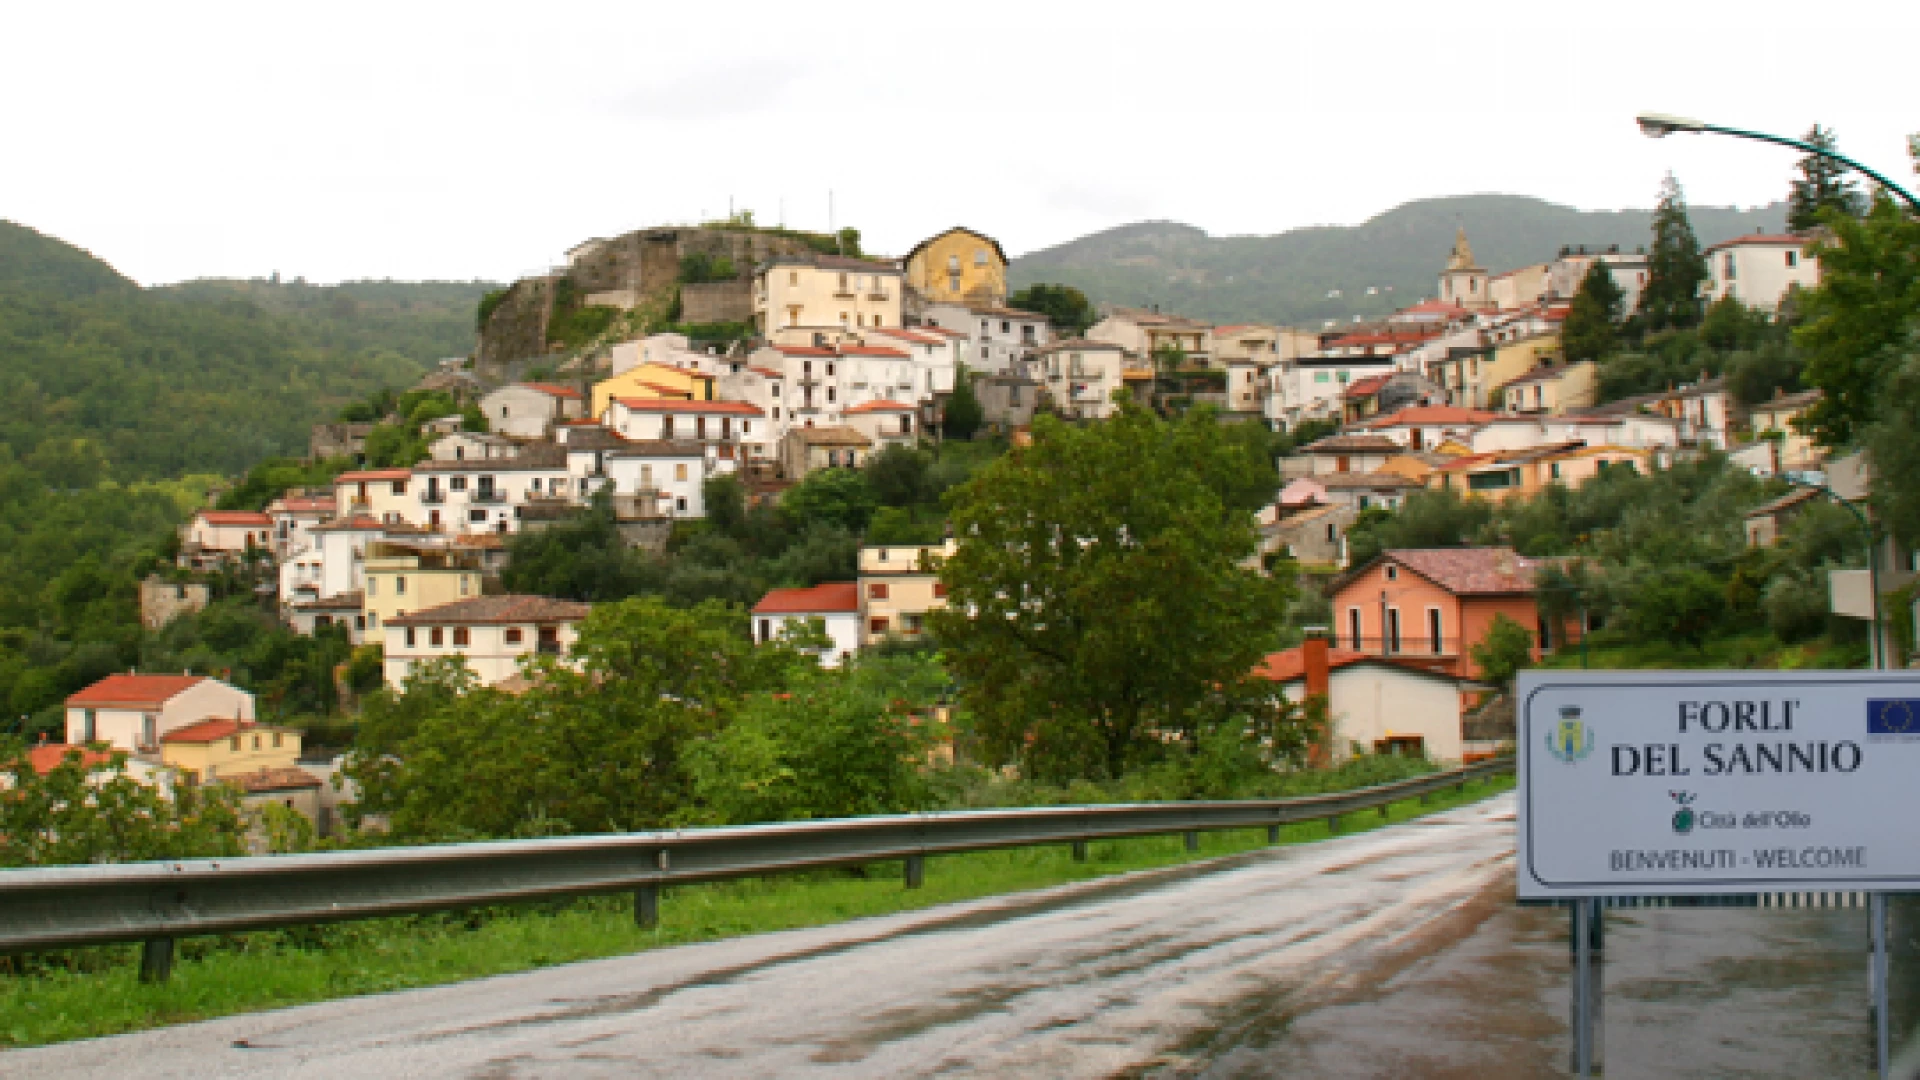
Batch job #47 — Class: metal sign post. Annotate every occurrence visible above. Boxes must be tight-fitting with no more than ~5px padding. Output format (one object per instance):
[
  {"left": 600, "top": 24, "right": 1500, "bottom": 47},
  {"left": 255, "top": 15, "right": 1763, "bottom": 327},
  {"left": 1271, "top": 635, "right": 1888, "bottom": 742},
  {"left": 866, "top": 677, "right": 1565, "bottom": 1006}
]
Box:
[{"left": 1519, "top": 671, "right": 1920, "bottom": 1077}]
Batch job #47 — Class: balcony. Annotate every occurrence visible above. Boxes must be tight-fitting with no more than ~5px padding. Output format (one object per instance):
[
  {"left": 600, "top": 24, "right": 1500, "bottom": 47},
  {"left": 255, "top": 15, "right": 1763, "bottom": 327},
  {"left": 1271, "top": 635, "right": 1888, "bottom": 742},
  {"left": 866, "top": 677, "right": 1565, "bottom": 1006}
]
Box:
[
  {"left": 833, "top": 290, "right": 856, "bottom": 300},
  {"left": 420, "top": 490, "right": 447, "bottom": 504},
  {"left": 867, "top": 291, "right": 891, "bottom": 301},
  {"left": 471, "top": 490, "right": 507, "bottom": 504}
]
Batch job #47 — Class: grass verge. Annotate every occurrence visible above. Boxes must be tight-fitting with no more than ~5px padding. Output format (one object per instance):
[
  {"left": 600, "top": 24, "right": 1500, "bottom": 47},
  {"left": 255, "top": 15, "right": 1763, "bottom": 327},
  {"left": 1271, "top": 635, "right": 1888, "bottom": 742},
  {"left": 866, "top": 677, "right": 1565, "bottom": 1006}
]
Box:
[{"left": 0, "top": 773, "right": 1513, "bottom": 1048}]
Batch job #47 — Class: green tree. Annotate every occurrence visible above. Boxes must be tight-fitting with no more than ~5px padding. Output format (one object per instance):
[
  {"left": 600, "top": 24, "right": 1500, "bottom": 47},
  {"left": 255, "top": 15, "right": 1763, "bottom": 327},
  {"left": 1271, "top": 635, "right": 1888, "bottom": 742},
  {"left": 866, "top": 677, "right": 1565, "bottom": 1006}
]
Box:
[
  {"left": 1637, "top": 173, "right": 1706, "bottom": 332},
  {"left": 500, "top": 491, "right": 658, "bottom": 601},
  {"left": 781, "top": 468, "right": 878, "bottom": 533},
  {"left": 1863, "top": 322, "right": 1920, "bottom": 544},
  {"left": 1793, "top": 195, "right": 1920, "bottom": 445},
  {"left": 348, "top": 599, "right": 817, "bottom": 838},
  {"left": 0, "top": 742, "right": 246, "bottom": 866},
  {"left": 1561, "top": 260, "right": 1624, "bottom": 363},
  {"left": 1786, "top": 124, "right": 1865, "bottom": 233},
  {"left": 1469, "top": 613, "right": 1534, "bottom": 688},
  {"left": 703, "top": 473, "right": 747, "bottom": 536},
  {"left": 1008, "top": 284, "right": 1098, "bottom": 336},
  {"left": 685, "top": 655, "right": 944, "bottom": 825},
  {"left": 1623, "top": 566, "right": 1725, "bottom": 651},
  {"left": 865, "top": 444, "right": 932, "bottom": 507},
  {"left": 931, "top": 407, "right": 1298, "bottom": 781},
  {"left": 943, "top": 364, "right": 984, "bottom": 440}
]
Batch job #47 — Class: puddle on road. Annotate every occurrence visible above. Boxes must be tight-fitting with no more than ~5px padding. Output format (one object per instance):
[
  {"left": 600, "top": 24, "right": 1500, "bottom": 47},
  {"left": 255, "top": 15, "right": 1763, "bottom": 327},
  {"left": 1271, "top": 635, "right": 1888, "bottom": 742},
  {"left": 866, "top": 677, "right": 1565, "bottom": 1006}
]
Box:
[{"left": 1168, "top": 887, "right": 1872, "bottom": 1079}]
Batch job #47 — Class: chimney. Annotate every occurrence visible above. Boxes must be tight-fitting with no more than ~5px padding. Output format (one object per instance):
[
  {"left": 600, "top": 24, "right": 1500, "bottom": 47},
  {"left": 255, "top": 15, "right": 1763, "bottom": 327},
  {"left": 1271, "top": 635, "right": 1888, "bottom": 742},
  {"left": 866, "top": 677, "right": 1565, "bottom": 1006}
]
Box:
[{"left": 1302, "top": 629, "right": 1332, "bottom": 700}]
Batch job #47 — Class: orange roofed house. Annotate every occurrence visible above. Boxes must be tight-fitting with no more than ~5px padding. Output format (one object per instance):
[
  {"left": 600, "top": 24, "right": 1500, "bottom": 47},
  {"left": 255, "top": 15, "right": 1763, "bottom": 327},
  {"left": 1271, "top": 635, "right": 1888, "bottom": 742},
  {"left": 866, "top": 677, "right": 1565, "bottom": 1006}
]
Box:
[
  {"left": 751, "top": 582, "right": 861, "bottom": 667},
  {"left": 65, "top": 673, "right": 256, "bottom": 754},
  {"left": 1255, "top": 635, "right": 1466, "bottom": 763},
  {"left": 1330, "top": 547, "right": 1581, "bottom": 680}
]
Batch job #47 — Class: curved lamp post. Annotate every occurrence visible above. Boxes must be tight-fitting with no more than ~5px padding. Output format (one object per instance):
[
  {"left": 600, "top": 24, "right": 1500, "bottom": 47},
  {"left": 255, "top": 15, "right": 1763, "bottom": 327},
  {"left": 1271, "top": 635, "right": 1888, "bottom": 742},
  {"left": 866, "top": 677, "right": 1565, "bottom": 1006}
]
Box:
[{"left": 1635, "top": 113, "right": 1920, "bottom": 213}]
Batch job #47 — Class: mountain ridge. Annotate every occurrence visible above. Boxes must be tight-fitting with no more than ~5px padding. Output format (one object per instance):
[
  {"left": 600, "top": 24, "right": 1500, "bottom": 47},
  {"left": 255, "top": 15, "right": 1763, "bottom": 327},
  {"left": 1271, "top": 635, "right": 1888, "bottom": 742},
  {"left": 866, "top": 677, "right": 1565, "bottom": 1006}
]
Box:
[{"left": 1009, "top": 193, "right": 1787, "bottom": 326}]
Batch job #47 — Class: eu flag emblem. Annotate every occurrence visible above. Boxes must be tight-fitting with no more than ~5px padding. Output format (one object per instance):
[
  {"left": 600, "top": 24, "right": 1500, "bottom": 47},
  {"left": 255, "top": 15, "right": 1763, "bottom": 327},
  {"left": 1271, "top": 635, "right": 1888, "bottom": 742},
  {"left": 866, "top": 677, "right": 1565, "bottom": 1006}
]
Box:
[{"left": 1868, "top": 699, "right": 1920, "bottom": 734}]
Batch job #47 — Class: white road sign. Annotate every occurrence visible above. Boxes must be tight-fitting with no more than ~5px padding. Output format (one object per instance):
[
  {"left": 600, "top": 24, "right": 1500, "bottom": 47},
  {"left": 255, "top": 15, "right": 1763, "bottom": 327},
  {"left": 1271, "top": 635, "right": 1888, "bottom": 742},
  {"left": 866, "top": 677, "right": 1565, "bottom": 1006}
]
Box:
[{"left": 1517, "top": 670, "right": 1920, "bottom": 898}]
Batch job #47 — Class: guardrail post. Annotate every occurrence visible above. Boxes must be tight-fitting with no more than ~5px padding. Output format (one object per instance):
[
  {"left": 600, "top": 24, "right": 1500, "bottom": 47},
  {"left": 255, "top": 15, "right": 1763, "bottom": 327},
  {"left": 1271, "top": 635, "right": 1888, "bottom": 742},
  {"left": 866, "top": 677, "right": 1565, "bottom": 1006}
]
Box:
[
  {"left": 1266, "top": 824, "right": 1280, "bottom": 843},
  {"left": 904, "top": 855, "right": 925, "bottom": 889},
  {"left": 1328, "top": 814, "right": 1341, "bottom": 834},
  {"left": 1378, "top": 801, "right": 1390, "bottom": 819},
  {"left": 1419, "top": 790, "right": 1431, "bottom": 806},
  {"left": 1071, "top": 841, "right": 1088, "bottom": 862},
  {"left": 1183, "top": 832, "right": 1199, "bottom": 853},
  {"left": 634, "top": 885, "right": 659, "bottom": 929},
  {"left": 138, "top": 938, "right": 174, "bottom": 984}
]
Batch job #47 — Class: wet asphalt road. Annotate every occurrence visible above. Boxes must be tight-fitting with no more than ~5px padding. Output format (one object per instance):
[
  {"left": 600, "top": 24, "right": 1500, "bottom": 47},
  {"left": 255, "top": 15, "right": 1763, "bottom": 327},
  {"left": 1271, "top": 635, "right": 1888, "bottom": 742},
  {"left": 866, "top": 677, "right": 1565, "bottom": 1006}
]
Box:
[{"left": 1, "top": 793, "right": 1879, "bottom": 1078}]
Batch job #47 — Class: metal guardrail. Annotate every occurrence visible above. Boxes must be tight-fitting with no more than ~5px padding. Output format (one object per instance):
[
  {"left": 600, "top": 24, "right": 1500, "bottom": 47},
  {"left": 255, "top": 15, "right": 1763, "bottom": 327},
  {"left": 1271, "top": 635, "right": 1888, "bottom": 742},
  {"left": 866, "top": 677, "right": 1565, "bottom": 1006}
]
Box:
[{"left": 0, "top": 757, "right": 1511, "bottom": 980}]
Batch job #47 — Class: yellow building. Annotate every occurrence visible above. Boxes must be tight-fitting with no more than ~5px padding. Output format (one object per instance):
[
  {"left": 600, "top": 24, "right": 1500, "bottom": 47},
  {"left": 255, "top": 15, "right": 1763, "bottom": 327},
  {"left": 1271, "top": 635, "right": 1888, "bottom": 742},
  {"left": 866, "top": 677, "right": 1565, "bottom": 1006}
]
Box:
[
  {"left": 160, "top": 719, "right": 302, "bottom": 786},
  {"left": 1497, "top": 359, "right": 1597, "bottom": 416},
  {"left": 901, "top": 227, "right": 1009, "bottom": 306},
  {"left": 363, "top": 540, "right": 485, "bottom": 633},
  {"left": 753, "top": 254, "right": 904, "bottom": 338},
  {"left": 591, "top": 362, "right": 715, "bottom": 418},
  {"left": 859, "top": 541, "right": 955, "bottom": 645},
  {"left": 1433, "top": 329, "right": 1563, "bottom": 410}
]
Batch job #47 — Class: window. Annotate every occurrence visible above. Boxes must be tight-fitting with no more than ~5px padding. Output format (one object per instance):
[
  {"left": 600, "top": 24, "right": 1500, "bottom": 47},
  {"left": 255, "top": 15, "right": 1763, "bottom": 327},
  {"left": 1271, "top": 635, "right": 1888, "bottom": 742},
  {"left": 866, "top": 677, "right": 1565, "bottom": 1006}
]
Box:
[
  {"left": 826, "top": 363, "right": 835, "bottom": 376},
  {"left": 869, "top": 617, "right": 890, "bottom": 635},
  {"left": 453, "top": 627, "right": 470, "bottom": 647},
  {"left": 662, "top": 416, "right": 675, "bottom": 438},
  {"left": 947, "top": 255, "right": 960, "bottom": 272},
  {"left": 1786, "top": 251, "right": 1799, "bottom": 268},
  {"left": 396, "top": 576, "right": 407, "bottom": 595},
  {"left": 933, "top": 583, "right": 948, "bottom": 599},
  {"left": 1315, "top": 372, "right": 1330, "bottom": 383},
  {"left": 1725, "top": 253, "right": 1737, "bottom": 280},
  {"left": 789, "top": 271, "right": 798, "bottom": 286},
  {"left": 1347, "top": 608, "right": 1363, "bottom": 651},
  {"left": 1538, "top": 616, "right": 1554, "bottom": 651},
  {"left": 253, "top": 734, "right": 262, "bottom": 750},
  {"left": 1386, "top": 608, "right": 1401, "bottom": 653},
  {"left": 405, "top": 627, "right": 416, "bottom": 647},
  {"left": 391, "top": 480, "right": 405, "bottom": 495},
  {"left": 430, "top": 627, "right": 444, "bottom": 647},
  {"left": 974, "top": 248, "right": 988, "bottom": 266},
  {"left": 450, "top": 476, "right": 467, "bottom": 491},
  {"left": 273, "top": 733, "right": 283, "bottom": 748},
  {"left": 900, "top": 416, "right": 912, "bottom": 434},
  {"left": 676, "top": 496, "right": 688, "bottom": 511},
  {"left": 460, "top": 575, "right": 471, "bottom": 596},
  {"left": 758, "top": 618, "right": 771, "bottom": 643},
  {"left": 505, "top": 628, "right": 523, "bottom": 644},
  {"left": 676, "top": 463, "right": 689, "bottom": 482},
  {"left": 1428, "top": 609, "right": 1443, "bottom": 653},
  {"left": 230, "top": 736, "right": 241, "bottom": 751},
  {"left": 469, "top": 508, "right": 488, "bottom": 523},
  {"left": 869, "top": 583, "right": 889, "bottom": 600},
  {"left": 142, "top": 714, "right": 156, "bottom": 748},
  {"left": 1385, "top": 565, "right": 1398, "bottom": 581},
  {"left": 367, "top": 579, "right": 377, "bottom": 597}
]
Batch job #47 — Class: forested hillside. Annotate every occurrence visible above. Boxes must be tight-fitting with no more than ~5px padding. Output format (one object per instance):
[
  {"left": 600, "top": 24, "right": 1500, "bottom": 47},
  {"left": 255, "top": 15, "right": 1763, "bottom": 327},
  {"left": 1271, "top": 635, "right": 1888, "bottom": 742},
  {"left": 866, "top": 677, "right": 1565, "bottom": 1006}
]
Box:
[
  {"left": 1009, "top": 193, "right": 1785, "bottom": 326},
  {"left": 0, "top": 221, "right": 494, "bottom": 482},
  {"left": 0, "top": 220, "right": 498, "bottom": 731}
]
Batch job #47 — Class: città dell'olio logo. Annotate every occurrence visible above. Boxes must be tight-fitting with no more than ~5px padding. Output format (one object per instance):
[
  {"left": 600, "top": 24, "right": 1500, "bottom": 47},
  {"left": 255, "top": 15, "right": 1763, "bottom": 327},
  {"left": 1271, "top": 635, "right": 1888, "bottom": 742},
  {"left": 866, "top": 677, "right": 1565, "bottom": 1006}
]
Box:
[{"left": 1546, "top": 705, "right": 1595, "bottom": 764}]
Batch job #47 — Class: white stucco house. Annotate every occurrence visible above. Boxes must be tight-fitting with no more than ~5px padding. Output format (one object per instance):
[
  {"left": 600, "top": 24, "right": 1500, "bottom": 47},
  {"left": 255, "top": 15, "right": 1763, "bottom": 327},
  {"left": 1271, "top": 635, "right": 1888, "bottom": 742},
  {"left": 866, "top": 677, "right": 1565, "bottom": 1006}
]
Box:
[
  {"left": 751, "top": 583, "right": 861, "bottom": 667},
  {"left": 1700, "top": 234, "right": 1821, "bottom": 311},
  {"left": 65, "top": 673, "right": 256, "bottom": 754},
  {"left": 479, "top": 383, "right": 587, "bottom": 439},
  {"left": 382, "top": 595, "right": 591, "bottom": 689},
  {"left": 1255, "top": 639, "right": 1465, "bottom": 763}
]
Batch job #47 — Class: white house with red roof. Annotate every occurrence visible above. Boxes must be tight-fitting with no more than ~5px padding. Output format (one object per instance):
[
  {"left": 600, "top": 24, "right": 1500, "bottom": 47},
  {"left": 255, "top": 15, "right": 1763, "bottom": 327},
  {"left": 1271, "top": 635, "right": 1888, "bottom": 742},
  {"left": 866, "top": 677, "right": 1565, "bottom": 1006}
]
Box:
[
  {"left": 752, "top": 582, "right": 861, "bottom": 667},
  {"left": 865, "top": 327, "right": 961, "bottom": 398},
  {"left": 265, "top": 491, "right": 336, "bottom": 560},
  {"left": 333, "top": 467, "right": 417, "bottom": 526},
  {"left": 480, "top": 383, "right": 587, "bottom": 439},
  {"left": 919, "top": 301, "right": 1050, "bottom": 376},
  {"left": 841, "top": 400, "right": 918, "bottom": 450},
  {"left": 179, "top": 510, "right": 274, "bottom": 569},
  {"left": 1362, "top": 404, "right": 1500, "bottom": 451},
  {"left": 65, "top": 673, "right": 255, "bottom": 754},
  {"left": 602, "top": 398, "right": 765, "bottom": 474},
  {"left": 1701, "top": 234, "right": 1821, "bottom": 311},
  {"left": 1255, "top": 635, "right": 1465, "bottom": 763}
]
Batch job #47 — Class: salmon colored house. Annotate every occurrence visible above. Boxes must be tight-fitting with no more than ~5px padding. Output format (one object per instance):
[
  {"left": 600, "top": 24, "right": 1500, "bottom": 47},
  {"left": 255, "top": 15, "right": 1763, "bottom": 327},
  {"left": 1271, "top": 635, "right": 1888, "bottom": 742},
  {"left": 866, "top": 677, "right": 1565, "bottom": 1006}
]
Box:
[{"left": 1329, "top": 547, "right": 1581, "bottom": 681}]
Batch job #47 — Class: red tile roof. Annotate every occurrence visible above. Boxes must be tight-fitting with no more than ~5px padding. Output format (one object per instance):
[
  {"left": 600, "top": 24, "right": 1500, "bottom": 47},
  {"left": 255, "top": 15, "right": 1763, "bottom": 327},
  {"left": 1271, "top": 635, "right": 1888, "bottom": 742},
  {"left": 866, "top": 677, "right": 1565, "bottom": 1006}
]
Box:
[
  {"left": 1253, "top": 646, "right": 1455, "bottom": 683},
  {"left": 225, "top": 766, "right": 323, "bottom": 793},
  {"left": 774, "top": 345, "right": 838, "bottom": 357},
  {"left": 1701, "top": 233, "right": 1811, "bottom": 255},
  {"left": 161, "top": 718, "right": 293, "bottom": 744},
  {"left": 843, "top": 400, "right": 915, "bottom": 414},
  {"left": 67, "top": 673, "right": 208, "bottom": 708},
  {"left": 753, "top": 582, "right": 860, "bottom": 615},
  {"left": 23, "top": 744, "right": 115, "bottom": 774},
  {"left": 748, "top": 365, "right": 783, "bottom": 378},
  {"left": 1395, "top": 299, "right": 1471, "bottom": 317},
  {"left": 196, "top": 511, "right": 272, "bottom": 527},
  {"left": 869, "top": 328, "right": 943, "bottom": 345},
  {"left": 1379, "top": 547, "right": 1543, "bottom": 595},
  {"left": 836, "top": 346, "right": 911, "bottom": 358},
  {"left": 1363, "top": 405, "right": 1498, "bottom": 429},
  {"left": 611, "top": 398, "right": 765, "bottom": 416},
  {"left": 1342, "top": 374, "right": 1393, "bottom": 399},
  {"left": 387, "top": 594, "right": 591, "bottom": 627},
  {"left": 518, "top": 382, "right": 583, "bottom": 399},
  {"left": 335, "top": 469, "right": 413, "bottom": 483},
  {"left": 1328, "top": 329, "right": 1441, "bottom": 348},
  {"left": 274, "top": 496, "right": 335, "bottom": 514}
]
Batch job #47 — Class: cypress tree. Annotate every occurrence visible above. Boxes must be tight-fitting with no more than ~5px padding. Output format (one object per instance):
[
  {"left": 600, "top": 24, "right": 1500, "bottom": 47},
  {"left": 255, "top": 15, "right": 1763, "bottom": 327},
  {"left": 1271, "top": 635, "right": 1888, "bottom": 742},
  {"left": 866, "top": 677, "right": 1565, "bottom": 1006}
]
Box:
[
  {"left": 1786, "top": 124, "right": 1864, "bottom": 232},
  {"left": 1637, "top": 173, "right": 1706, "bottom": 332},
  {"left": 943, "top": 363, "right": 985, "bottom": 440}
]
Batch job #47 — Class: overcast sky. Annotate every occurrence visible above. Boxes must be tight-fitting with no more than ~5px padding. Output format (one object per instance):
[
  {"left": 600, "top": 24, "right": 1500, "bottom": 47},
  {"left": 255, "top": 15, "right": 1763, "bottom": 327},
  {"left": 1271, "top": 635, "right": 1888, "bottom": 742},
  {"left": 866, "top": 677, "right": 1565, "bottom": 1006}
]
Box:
[{"left": 6, "top": 1, "right": 1916, "bottom": 286}]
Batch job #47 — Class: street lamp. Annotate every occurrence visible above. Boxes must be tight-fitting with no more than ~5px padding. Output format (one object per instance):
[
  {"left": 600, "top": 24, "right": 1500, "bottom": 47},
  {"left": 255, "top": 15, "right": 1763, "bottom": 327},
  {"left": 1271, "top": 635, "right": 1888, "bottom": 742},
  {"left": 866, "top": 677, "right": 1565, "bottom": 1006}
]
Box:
[
  {"left": 1783, "top": 470, "right": 1883, "bottom": 670},
  {"left": 1635, "top": 113, "right": 1920, "bottom": 213}
]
